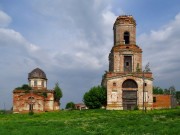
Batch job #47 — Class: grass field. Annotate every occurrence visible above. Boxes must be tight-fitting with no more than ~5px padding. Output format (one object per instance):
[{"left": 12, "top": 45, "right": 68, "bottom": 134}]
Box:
[{"left": 0, "top": 108, "right": 180, "bottom": 135}]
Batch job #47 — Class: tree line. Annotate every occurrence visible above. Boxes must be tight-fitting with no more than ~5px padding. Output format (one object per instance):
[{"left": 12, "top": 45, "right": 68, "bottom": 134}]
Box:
[{"left": 153, "top": 86, "right": 180, "bottom": 105}]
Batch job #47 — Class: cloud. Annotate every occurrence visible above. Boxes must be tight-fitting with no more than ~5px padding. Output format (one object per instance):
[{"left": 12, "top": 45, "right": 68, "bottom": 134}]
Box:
[
  {"left": 0, "top": 10, "right": 11, "bottom": 27},
  {"left": 28, "top": 0, "right": 117, "bottom": 70},
  {"left": 0, "top": 1, "right": 117, "bottom": 109},
  {"left": 138, "top": 12, "right": 180, "bottom": 88}
]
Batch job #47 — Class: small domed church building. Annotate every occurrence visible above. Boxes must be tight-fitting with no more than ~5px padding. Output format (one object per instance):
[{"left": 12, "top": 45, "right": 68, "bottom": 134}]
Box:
[{"left": 13, "top": 68, "right": 60, "bottom": 113}]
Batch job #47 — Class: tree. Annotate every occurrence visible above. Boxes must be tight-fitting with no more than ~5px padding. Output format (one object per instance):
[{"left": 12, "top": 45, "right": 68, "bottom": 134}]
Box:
[
  {"left": 153, "top": 86, "right": 164, "bottom": 94},
  {"left": 144, "top": 62, "right": 151, "bottom": 72},
  {"left": 83, "top": 86, "right": 107, "bottom": 109},
  {"left": 54, "top": 83, "right": 63, "bottom": 101},
  {"left": 176, "top": 91, "right": 180, "bottom": 105},
  {"left": 65, "top": 102, "right": 75, "bottom": 109},
  {"left": 168, "top": 86, "right": 176, "bottom": 95},
  {"left": 164, "top": 88, "right": 170, "bottom": 95}
]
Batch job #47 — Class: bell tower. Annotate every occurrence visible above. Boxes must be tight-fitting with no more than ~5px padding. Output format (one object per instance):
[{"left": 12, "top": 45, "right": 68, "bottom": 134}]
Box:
[
  {"left": 102, "top": 15, "right": 153, "bottom": 110},
  {"left": 109, "top": 15, "right": 142, "bottom": 74},
  {"left": 113, "top": 15, "right": 136, "bottom": 45}
]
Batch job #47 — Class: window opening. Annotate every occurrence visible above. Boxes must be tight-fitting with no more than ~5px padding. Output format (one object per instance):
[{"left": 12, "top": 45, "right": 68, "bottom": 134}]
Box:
[
  {"left": 153, "top": 97, "right": 156, "bottom": 103},
  {"left": 124, "top": 32, "right": 130, "bottom": 44},
  {"left": 41, "top": 80, "right": 44, "bottom": 87},
  {"left": 124, "top": 56, "right": 132, "bottom": 72},
  {"left": 126, "top": 62, "right": 129, "bottom": 66},
  {"left": 113, "top": 82, "right": 116, "bottom": 86},
  {"left": 34, "top": 80, "right": 37, "bottom": 86}
]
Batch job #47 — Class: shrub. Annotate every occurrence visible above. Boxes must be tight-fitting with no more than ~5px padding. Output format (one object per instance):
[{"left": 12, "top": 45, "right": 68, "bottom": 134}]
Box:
[
  {"left": 134, "top": 105, "right": 139, "bottom": 110},
  {"left": 15, "top": 84, "right": 32, "bottom": 91},
  {"left": 83, "top": 86, "right": 107, "bottom": 109},
  {"left": 65, "top": 102, "right": 75, "bottom": 110}
]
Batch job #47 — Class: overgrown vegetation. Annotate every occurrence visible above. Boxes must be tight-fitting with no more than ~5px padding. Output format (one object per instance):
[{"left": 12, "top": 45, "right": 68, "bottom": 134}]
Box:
[
  {"left": 42, "top": 92, "right": 47, "bottom": 98},
  {"left": 83, "top": 86, "right": 107, "bottom": 109},
  {"left": 15, "top": 84, "right": 32, "bottom": 91},
  {"left": 0, "top": 108, "right": 179, "bottom": 135}
]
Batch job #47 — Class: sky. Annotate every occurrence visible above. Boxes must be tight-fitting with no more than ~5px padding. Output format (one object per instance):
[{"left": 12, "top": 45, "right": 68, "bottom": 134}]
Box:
[{"left": 0, "top": 0, "right": 180, "bottom": 109}]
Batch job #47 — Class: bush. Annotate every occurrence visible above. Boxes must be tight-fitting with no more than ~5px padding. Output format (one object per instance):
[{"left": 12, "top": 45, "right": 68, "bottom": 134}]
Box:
[
  {"left": 65, "top": 102, "right": 75, "bottom": 110},
  {"left": 83, "top": 86, "right": 107, "bottom": 109},
  {"left": 15, "top": 84, "right": 32, "bottom": 90},
  {"left": 42, "top": 92, "right": 47, "bottom": 98},
  {"left": 134, "top": 105, "right": 139, "bottom": 110}
]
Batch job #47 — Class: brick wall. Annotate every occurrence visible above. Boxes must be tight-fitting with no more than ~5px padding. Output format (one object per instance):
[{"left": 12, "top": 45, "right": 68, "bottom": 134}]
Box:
[{"left": 152, "top": 95, "right": 172, "bottom": 109}]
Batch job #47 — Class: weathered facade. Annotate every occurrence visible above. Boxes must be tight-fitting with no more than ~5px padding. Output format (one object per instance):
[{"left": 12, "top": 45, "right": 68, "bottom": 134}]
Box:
[
  {"left": 102, "top": 15, "right": 153, "bottom": 110},
  {"left": 13, "top": 68, "right": 60, "bottom": 113}
]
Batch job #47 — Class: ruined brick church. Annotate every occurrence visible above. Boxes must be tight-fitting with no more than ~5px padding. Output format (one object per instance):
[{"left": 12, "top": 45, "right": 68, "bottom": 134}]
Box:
[
  {"left": 102, "top": 15, "right": 153, "bottom": 110},
  {"left": 13, "top": 68, "right": 59, "bottom": 113}
]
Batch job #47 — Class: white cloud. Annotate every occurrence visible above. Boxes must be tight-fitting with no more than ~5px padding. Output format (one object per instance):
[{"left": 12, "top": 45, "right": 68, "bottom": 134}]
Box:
[
  {"left": 0, "top": 28, "right": 27, "bottom": 47},
  {"left": 0, "top": 10, "right": 11, "bottom": 27},
  {"left": 102, "top": 10, "right": 116, "bottom": 26},
  {"left": 138, "top": 12, "right": 180, "bottom": 87}
]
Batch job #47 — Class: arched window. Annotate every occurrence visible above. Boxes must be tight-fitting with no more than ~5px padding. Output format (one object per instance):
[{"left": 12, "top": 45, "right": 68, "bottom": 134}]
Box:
[
  {"left": 41, "top": 80, "right": 44, "bottom": 87},
  {"left": 34, "top": 80, "right": 37, "bottom": 86},
  {"left": 124, "top": 32, "right": 130, "bottom": 44},
  {"left": 122, "top": 79, "right": 138, "bottom": 88}
]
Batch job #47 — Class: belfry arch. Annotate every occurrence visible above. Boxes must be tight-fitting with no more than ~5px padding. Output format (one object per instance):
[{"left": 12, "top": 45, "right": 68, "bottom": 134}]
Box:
[{"left": 124, "top": 31, "right": 130, "bottom": 44}]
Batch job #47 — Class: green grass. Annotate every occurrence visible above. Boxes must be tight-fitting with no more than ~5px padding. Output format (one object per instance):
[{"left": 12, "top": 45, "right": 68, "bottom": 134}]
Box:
[{"left": 0, "top": 108, "right": 180, "bottom": 135}]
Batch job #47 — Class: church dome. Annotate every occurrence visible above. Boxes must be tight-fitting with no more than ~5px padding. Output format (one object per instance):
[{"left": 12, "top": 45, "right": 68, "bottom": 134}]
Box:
[{"left": 28, "top": 68, "right": 47, "bottom": 80}]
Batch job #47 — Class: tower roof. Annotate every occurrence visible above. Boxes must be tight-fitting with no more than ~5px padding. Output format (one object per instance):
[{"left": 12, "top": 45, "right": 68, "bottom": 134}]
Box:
[
  {"left": 114, "top": 15, "right": 136, "bottom": 27},
  {"left": 28, "top": 68, "right": 47, "bottom": 80}
]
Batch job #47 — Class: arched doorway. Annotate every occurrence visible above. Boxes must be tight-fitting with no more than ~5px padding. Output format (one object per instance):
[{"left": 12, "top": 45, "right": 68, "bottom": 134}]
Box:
[{"left": 122, "top": 79, "right": 138, "bottom": 110}]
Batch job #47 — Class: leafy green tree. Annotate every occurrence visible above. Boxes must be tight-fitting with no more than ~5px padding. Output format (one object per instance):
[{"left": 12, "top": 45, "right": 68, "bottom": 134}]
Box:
[
  {"left": 153, "top": 86, "right": 164, "bottom": 94},
  {"left": 164, "top": 88, "right": 170, "bottom": 95},
  {"left": 168, "top": 86, "right": 176, "bottom": 95},
  {"left": 65, "top": 102, "right": 75, "bottom": 109},
  {"left": 176, "top": 91, "right": 180, "bottom": 105},
  {"left": 54, "top": 83, "right": 63, "bottom": 101},
  {"left": 163, "top": 86, "right": 176, "bottom": 95},
  {"left": 83, "top": 86, "right": 107, "bottom": 109}
]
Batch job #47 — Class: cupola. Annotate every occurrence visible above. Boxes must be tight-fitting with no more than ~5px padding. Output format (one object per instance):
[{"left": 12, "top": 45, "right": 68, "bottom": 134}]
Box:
[{"left": 28, "top": 68, "right": 47, "bottom": 90}]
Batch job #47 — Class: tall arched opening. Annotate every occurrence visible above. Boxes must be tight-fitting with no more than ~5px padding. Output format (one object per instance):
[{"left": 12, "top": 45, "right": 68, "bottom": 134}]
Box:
[
  {"left": 122, "top": 79, "right": 138, "bottom": 110},
  {"left": 124, "top": 31, "right": 130, "bottom": 44}
]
